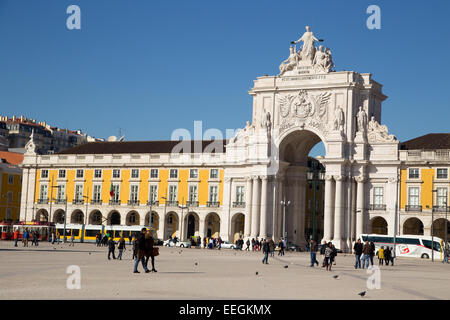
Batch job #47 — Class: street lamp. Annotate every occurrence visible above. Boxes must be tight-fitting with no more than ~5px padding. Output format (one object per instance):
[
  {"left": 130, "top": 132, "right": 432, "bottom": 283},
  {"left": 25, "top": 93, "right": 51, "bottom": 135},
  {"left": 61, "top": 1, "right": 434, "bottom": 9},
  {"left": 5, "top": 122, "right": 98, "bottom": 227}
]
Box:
[
  {"left": 280, "top": 198, "right": 291, "bottom": 243},
  {"left": 178, "top": 197, "right": 188, "bottom": 241},
  {"left": 307, "top": 162, "right": 325, "bottom": 242}
]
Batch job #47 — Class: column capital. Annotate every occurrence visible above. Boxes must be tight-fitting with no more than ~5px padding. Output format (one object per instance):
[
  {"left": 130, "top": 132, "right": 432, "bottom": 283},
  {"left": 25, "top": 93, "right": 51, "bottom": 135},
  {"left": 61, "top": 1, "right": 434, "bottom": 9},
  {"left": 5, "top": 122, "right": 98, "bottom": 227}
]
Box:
[
  {"left": 355, "top": 175, "right": 366, "bottom": 183},
  {"left": 333, "top": 175, "right": 344, "bottom": 181},
  {"left": 388, "top": 177, "right": 398, "bottom": 183},
  {"left": 261, "top": 176, "right": 268, "bottom": 182},
  {"left": 245, "top": 176, "right": 252, "bottom": 182},
  {"left": 324, "top": 174, "right": 334, "bottom": 181},
  {"left": 251, "top": 175, "right": 260, "bottom": 181}
]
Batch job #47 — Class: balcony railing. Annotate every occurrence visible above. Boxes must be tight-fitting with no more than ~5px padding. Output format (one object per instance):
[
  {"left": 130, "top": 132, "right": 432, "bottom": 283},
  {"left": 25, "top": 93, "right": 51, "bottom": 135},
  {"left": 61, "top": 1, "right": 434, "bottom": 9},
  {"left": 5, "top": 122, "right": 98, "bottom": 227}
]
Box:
[
  {"left": 90, "top": 199, "right": 102, "bottom": 205},
  {"left": 233, "top": 202, "right": 246, "bottom": 208},
  {"left": 187, "top": 201, "right": 199, "bottom": 207},
  {"left": 147, "top": 200, "right": 159, "bottom": 206},
  {"left": 54, "top": 199, "right": 66, "bottom": 204},
  {"left": 405, "top": 205, "right": 422, "bottom": 212},
  {"left": 109, "top": 199, "right": 121, "bottom": 205},
  {"left": 207, "top": 201, "right": 220, "bottom": 208},
  {"left": 369, "top": 204, "right": 386, "bottom": 211},
  {"left": 166, "top": 200, "right": 178, "bottom": 207},
  {"left": 73, "top": 199, "right": 84, "bottom": 205},
  {"left": 128, "top": 200, "right": 140, "bottom": 206},
  {"left": 433, "top": 206, "right": 450, "bottom": 212},
  {"left": 37, "top": 198, "right": 48, "bottom": 204}
]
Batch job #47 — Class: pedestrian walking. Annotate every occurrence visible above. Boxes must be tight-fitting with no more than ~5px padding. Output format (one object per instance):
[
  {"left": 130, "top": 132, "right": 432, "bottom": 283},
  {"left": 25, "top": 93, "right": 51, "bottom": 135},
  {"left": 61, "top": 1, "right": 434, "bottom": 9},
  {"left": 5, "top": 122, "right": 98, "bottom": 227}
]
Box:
[
  {"left": 277, "top": 239, "right": 284, "bottom": 256},
  {"left": 245, "top": 239, "right": 250, "bottom": 251},
  {"left": 69, "top": 234, "right": 75, "bottom": 246},
  {"left": 361, "top": 241, "right": 371, "bottom": 269},
  {"left": 35, "top": 231, "right": 40, "bottom": 246},
  {"left": 251, "top": 238, "right": 255, "bottom": 251},
  {"left": 133, "top": 228, "right": 150, "bottom": 273},
  {"left": 377, "top": 246, "right": 384, "bottom": 265},
  {"left": 144, "top": 230, "right": 157, "bottom": 272},
  {"left": 218, "top": 237, "right": 222, "bottom": 250},
  {"left": 443, "top": 245, "right": 449, "bottom": 264},
  {"left": 309, "top": 240, "right": 319, "bottom": 267},
  {"left": 261, "top": 239, "right": 270, "bottom": 264},
  {"left": 203, "top": 237, "right": 207, "bottom": 249},
  {"left": 95, "top": 233, "right": 100, "bottom": 246},
  {"left": 108, "top": 237, "right": 116, "bottom": 260},
  {"left": 117, "top": 236, "right": 126, "bottom": 260},
  {"left": 51, "top": 232, "right": 55, "bottom": 245},
  {"left": 129, "top": 234, "right": 132, "bottom": 245},
  {"left": 369, "top": 241, "right": 375, "bottom": 266},
  {"left": 390, "top": 247, "right": 395, "bottom": 266},
  {"left": 330, "top": 244, "right": 337, "bottom": 266},
  {"left": 384, "top": 247, "right": 391, "bottom": 266},
  {"left": 13, "top": 229, "right": 19, "bottom": 247},
  {"left": 132, "top": 236, "right": 138, "bottom": 260},
  {"left": 353, "top": 239, "right": 363, "bottom": 269},
  {"left": 56, "top": 231, "right": 60, "bottom": 244},
  {"left": 324, "top": 242, "right": 333, "bottom": 271},
  {"left": 321, "top": 240, "right": 327, "bottom": 267},
  {"left": 269, "top": 238, "right": 275, "bottom": 257},
  {"left": 197, "top": 236, "right": 201, "bottom": 248},
  {"left": 23, "top": 229, "right": 29, "bottom": 247}
]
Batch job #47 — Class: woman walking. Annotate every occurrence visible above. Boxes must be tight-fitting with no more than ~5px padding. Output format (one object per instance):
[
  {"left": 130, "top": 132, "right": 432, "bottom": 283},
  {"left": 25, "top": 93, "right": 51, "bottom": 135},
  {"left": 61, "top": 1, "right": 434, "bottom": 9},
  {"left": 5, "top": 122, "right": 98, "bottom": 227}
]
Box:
[
  {"left": 384, "top": 247, "right": 391, "bottom": 266},
  {"left": 117, "top": 236, "right": 126, "bottom": 260},
  {"left": 324, "top": 242, "right": 333, "bottom": 271},
  {"left": 377, "top": 246, "right": 384, "bottom": 265}
]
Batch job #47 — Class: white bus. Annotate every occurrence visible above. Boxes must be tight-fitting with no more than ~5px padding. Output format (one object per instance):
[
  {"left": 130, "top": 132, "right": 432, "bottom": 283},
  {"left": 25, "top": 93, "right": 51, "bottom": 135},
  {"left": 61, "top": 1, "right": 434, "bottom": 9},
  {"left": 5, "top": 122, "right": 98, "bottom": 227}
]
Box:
[{"left": 360, "top": 234, "right": 444, "bottom": 259}]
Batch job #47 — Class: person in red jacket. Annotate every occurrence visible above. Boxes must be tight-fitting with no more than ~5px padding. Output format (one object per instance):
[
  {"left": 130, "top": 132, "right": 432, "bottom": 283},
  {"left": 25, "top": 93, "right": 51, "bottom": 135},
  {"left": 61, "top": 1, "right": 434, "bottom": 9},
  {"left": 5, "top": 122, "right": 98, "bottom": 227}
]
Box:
[{"left": 13, "top": 229, "right": 19, "bottom": 247}]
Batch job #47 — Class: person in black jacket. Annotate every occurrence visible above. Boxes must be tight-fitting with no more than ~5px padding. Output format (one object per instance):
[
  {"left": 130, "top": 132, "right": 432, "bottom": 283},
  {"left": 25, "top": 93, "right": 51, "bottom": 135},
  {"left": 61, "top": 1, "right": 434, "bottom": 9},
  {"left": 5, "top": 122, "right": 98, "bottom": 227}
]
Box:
[
  {"left": 261, "top": 239, "right": 270, "bottom": 264},
  {"left": 369, "top": 241, "right": 375, "bottom": 266},
  {"left": 353, "top": 239, "right": 363, "bottom": 269},
  {"left": 384, "top": 247, "right": 391, "bottom": 266},
  {"left": 117, "top": 236, "right": 126, "bottom": 260},
  {"left": 133, "top": 228, "right": 150, "bottom": 273},
  {"left": 107, "top": 237, "right": 116, "bottom": 260},
  {"left": 144, "top": 230, "right": 157, "bottom": 272}
]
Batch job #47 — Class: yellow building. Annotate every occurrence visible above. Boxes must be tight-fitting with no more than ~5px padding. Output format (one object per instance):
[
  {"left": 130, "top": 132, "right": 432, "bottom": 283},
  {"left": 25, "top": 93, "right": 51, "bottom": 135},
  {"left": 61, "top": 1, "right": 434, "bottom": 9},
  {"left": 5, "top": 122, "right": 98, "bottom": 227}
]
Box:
[
  {"left": 397, "top": 134, "right": 450, "bottom": 240},
  {"left": 0, "top": 151, "right": 24, "bottom": 221},
  {"left": 20, "top": 140, "right": 231, "bottom": 241}
]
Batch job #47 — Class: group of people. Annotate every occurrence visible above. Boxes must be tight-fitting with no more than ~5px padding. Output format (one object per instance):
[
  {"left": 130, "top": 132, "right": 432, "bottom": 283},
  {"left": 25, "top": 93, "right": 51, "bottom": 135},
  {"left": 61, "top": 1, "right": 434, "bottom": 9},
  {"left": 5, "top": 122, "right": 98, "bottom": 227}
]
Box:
[
  {"left": 13, "top": 229, "right": 41, "bottom": 247},
  {"left": 103, "top": 228, "right": 158, "bottom": 274},
  {"left": 353, "top": 239, "right": 394, "bottom": 269}
]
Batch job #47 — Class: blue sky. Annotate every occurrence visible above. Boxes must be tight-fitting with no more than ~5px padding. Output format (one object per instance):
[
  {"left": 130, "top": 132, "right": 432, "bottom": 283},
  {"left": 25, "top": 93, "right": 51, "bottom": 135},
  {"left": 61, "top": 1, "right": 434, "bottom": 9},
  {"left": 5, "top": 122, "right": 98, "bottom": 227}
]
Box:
[{"left": 1, "top": 0, "right": 449, "bottom": 156}]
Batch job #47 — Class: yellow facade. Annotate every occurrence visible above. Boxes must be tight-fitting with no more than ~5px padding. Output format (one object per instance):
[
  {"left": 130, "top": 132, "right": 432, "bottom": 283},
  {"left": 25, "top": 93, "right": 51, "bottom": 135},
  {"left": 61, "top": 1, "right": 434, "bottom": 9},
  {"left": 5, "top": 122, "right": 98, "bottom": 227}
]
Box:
[
  {"left": 35, "top": 167, "right": 224, "bottom": 207},
  {"left": 0, "top": 169, "right": 22, "bottom": 221}
]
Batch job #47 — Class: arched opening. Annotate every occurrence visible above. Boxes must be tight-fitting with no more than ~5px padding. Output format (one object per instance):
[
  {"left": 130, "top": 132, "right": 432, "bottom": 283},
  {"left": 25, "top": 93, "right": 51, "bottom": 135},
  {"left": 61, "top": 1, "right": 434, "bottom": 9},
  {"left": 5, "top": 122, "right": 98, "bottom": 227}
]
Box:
[
  {"left": 231, "top": 213, "right": 245, "bottom": 243},
  {"left": 204, "top": 212, "right": 220, "bottom": 239},
  {"left": 403, "top": 217, "right": 424, "bottom": 235},
  {"left": 145, "top": 211, "right": 159, "bottom": 230},
  {"left": 278, "top": 129, "right": 326, "bottom": 246},
  {"left": 432, "top": 218, "right": 450, "bottom": 239},
  {"left": 184, "top": 212, "right": 199, "bottom": 240},
  {"left": 164, "top": 212, "right": 179, "bottom": 240},
  {"left": 126, "top": 211, "right": 140, "bottom": 226},
  {"left": 53, "top": 209, "right": 65, "bottom": 224},
  {"left": 370, "top": 216, "right": 388, "bottom": 235},
  {"left": 89, "top": 210, "right": 102, "bottom": 225},
  {"left": 71, "top": 210, "right": 84, "bottom": 224},
  {"left": 108, "top": 211, "right": 121, "bottom": 225},
  {"left": 35, "top": 209, "right": 49, "bottom": 222}
]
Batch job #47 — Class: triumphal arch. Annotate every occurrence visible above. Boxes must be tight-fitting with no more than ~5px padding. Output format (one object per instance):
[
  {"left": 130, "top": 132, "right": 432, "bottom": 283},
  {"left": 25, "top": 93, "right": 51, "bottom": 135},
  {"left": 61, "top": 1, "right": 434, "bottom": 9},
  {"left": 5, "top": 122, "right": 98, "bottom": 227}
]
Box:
[{"left": 224, "top": 26, "right": 399, "bottom": 251}]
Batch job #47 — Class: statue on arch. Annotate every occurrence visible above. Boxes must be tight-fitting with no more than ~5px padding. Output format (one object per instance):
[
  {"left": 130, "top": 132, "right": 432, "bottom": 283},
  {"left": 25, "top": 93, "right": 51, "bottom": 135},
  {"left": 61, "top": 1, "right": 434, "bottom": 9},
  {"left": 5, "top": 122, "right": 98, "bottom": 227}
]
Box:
[
  {"left": 356, "top": 106, "right": 368, "bottom": 132},
  {"left": 333, "top": 106, "right": 345, "bottom": 132},
  {"left": 325, "top": 47, "right": 334, "bottom": 71},
  {"left": 313, "top": 45, "right": 327, "bottom": 73},
  {"left": 294, "top": 25, "right": 318, "bottom": 62},
  {"left": 279, "top": 46, "right": 299, "bottom": 75}
]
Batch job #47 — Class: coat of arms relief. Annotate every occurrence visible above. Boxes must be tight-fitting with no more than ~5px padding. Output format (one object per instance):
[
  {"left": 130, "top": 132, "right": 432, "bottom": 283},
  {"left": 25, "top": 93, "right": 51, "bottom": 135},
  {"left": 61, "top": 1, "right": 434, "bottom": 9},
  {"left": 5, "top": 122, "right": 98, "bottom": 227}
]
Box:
[{"left": 277, "top": 90, "right": 331, "bottom": 135}]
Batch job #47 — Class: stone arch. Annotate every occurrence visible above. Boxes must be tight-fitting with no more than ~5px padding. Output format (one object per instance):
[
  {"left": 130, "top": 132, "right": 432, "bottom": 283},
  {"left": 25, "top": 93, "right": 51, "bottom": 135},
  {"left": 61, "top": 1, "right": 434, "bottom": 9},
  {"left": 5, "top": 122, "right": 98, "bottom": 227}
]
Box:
[
  {"left": 276, "top": 128, "right": 328, "bottom": 248},
  {"left": 126, "top": 211, "right": 140, "bottom": 226},
  {"left": 403, "top": 217, "right": 424, "bottom": 235},
  {"left": 432, "top": 218, "right": 450, "bottom": 240},
  {"left": 107, "top": 210, "right": 121, "bottom": 225},
  {"left": 71, "top": 210, "right": 84, "bottom": 224},
  {"left": 231, "top": 212, "right": 245, "bottom": 243},
  {"left": 145, "top": 211, "right": 159, "bottom": 230},
  {"left": 89, "top": 210, "right": 103, "bottom": 225},
  {"left": 204, "top": 212, "right": 221, "bottom": 239},
  {"left": 53, "top": 209, "right": 65, "bottom": 224},
  {"left": 35, "top": 209, "right": 48, "bottom": 222},
  {"left": 370, "top": 216, "right": 388, "bottom": 235},
  {"left": 184, "top": 211, "right": 200, "bottom": 240},
  {"left": 164, "top": 211, "right": 179, "bottom": 240}
]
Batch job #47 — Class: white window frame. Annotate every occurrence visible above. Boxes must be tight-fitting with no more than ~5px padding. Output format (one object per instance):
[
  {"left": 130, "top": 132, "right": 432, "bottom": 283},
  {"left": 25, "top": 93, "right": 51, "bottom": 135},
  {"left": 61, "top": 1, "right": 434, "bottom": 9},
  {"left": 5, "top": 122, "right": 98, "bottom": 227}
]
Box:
[
  {"left": 235, "top": 185, "right": 245, "bottom": 203},
  {"left": 93, "top": 184, "right": 102, "bottom": 201},
  {"left": 149, "top": 184, "right": 158, "bottom": 203},
  {"left": 407, "top": 186, "right": 420, "bottom": 206},
  {"left": 41, "top": 170, "right": 49, "bottom": 178},
  {"left": 57, "top": 184, "right": 66, "bottom": 201},
  {"left": 130, "top": 184, "right": 139, "bottom": 202},
  {"left": 112, "top": 184, "right": 120, "bottom": 201},
  {"left": 436, "top": 187, "right": 448, "bottom": 207},
  {"left": 436, "top": 168, "right": 448, "bottom": 180},
  {"left": 169, "top": 169, "right": 178, "bottom": 179},
  {"left": 210, "top": 169, "right": 219, "bottom": 179},
  {"left": 188, "top": 184, "right": 198, "bottom": 203},
  {"left": 189, "top": 169, "right": 198, "bottom": 179},
  {"left": 76, "top": 169, "right": 84, "bottom": 178},
  {"left": 209, "top": 185, "right": 219, "bottom": 203},
  {"left": 94, "top": 169, "right": 102, "bottom": 178},
  {"left": 168, "top": 184, "right": 178, "bottom": 203},
  {"left": 150, "top": 169, "right": 159, "bottom": 179},
  {"left": 408, "top": 168, "right": 420, "bottom": 179},
  {"left": 58, "top": 170, "right": 66, "bottom": 179},
  {"left": 112, "top": 169, "right": 121, "bottom": 179},
  {"left": 373, "top": 186, "right": 384, "bottom": 205},
  {"left": 131, "top": 169, "right": 139, "bottom": 179},
  {"left": 40, "top": 184, "right": 48, "bottom": 200},
  {"left": 74, "top": 184, "right": 84, "bottom": 201}
]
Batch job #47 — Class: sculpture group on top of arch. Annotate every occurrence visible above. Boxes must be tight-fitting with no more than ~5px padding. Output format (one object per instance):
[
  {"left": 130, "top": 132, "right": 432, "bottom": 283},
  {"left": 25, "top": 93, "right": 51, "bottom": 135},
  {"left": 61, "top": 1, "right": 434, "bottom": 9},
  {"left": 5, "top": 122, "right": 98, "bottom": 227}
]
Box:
[{"left": 279, "top": 25, "right": 335, "bottom": 76}]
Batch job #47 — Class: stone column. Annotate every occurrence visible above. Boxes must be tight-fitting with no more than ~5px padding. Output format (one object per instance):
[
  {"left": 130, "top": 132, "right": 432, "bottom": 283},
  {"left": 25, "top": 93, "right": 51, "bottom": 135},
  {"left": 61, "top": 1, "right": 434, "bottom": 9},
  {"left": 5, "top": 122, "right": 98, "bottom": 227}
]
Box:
[
  {"left": 259, "top": 176, "right": 268, "bottom": 239},
  {"left": 221, "top": 177, "right": 232, "bottom": 242},
  {"left": 297, "top": 176, "right": 307, "bottom": 247},
  {"left": 158, "top": 210, "right": 165, "bottom": 240},
  {"left": 250, "top": 176, "right": 260, "bottom": 238},
  {"left": 322, "top": 175, "right": 334, "bottom": 242},
  {"left": 333, "top": 175, "right": 344, "bottom": 249},
  {"left": 355, "top": 176, "right": 365, "bottom": 239},
  {"left": 244, "top": 176, "right": 253, "bottom": 237},
  {"left": 199, "top": 217, "right": 205, "bottom": 241},
  {"left": 277, "top": 175, "right": 285, "bottom": 240}
]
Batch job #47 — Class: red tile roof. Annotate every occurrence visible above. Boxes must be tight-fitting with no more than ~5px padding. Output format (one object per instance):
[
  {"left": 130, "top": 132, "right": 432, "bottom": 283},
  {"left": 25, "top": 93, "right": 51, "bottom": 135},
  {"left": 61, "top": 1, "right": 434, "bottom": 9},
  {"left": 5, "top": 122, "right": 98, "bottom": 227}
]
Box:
[
  {"left": 0, "top": 151, "right": 24, "bottom": 165},
  {"left": 400, "top": 134, "right": 450, "bottom": 150}
]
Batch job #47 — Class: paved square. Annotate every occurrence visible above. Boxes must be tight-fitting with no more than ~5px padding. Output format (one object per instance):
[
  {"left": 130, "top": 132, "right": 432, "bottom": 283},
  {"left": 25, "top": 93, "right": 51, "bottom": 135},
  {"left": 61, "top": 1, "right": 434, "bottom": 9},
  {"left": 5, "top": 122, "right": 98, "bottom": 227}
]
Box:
[{"left": 1, "top": 241, "right": 449, "bottom": 300}]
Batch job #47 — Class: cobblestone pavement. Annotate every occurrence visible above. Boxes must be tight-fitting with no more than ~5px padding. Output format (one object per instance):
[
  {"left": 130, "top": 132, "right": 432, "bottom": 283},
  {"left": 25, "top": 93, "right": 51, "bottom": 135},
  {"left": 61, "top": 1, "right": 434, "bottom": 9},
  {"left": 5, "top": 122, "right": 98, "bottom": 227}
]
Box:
[{"left": 1, "top": 241, "right": 449, "bottom": 299}]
